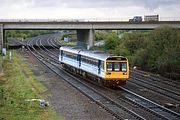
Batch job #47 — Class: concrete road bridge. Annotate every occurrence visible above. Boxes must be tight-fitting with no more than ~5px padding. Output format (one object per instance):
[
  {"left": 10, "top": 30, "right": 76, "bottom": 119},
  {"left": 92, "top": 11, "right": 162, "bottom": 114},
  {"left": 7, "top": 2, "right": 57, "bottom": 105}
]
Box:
[{"left": 1, "top": 19, "right": 180, "bottom": 49}]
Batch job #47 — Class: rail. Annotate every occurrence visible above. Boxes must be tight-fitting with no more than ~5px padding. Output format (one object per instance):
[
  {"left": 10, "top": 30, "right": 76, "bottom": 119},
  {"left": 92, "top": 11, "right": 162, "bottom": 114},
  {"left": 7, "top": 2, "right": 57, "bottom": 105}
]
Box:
[
  {"left": 26, "top": 36, "right": 146, "bottom": 120},
  {"left": 26, "top": 34, "right": 180, "bottom": 119}
]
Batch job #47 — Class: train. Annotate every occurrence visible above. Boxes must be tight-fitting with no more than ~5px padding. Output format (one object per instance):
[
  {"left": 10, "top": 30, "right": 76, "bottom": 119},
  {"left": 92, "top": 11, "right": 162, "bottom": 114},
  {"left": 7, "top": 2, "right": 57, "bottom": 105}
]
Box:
[{"left": 59, "top": 46, "right": 129, "bottom": 86}]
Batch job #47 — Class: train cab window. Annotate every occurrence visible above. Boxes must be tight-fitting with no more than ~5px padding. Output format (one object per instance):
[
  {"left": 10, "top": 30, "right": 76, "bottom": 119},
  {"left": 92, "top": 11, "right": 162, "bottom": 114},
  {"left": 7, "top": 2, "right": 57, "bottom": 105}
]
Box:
[
  {"left": 114, "top": 62, "right": 120, "bottom": 71},
  {"left": 107, "top": 62, "right": 113, "bottom": 71},
  {"left": 121, "top": 62, "right": 127, "bottom": 72},
  {"left": 106, "top": 62, "right": 127, "bottom": 72}
]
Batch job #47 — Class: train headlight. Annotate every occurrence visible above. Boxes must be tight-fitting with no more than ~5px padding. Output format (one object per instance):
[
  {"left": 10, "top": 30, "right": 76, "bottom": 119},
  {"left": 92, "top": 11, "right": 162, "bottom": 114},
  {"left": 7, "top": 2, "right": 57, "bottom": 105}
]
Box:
[
  {"left": 106, "top": 72, "right": 111, "bottom": 75},
  {"left": 123, "top": 73, "right": 127, "bottom": 75}
]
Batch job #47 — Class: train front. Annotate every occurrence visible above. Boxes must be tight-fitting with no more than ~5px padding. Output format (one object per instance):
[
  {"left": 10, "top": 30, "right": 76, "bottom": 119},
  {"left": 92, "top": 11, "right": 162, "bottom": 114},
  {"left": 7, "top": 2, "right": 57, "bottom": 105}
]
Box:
[{"left": 104, "top": 56, "right": 129, "bottom": 85}]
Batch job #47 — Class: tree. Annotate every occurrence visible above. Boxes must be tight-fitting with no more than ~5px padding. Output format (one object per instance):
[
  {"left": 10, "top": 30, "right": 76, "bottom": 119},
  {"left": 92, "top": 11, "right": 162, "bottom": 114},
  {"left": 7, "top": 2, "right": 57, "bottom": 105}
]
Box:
[
  {"left": 148, "top": 26, "right": 180, "bottom": 77},
  {"left": 113, "top": 26, "right": 179, "bottom": 79},
  {"left": 103, "top": 32, "right": 119, "bottom": 51}
]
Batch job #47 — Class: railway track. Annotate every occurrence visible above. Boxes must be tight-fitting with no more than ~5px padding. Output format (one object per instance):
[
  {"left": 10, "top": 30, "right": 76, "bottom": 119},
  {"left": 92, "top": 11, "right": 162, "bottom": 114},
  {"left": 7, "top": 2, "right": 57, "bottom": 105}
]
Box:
[
  {"left": 84, "top": 78, "right": 180, "bottom": 120},
  {"left": 26, "top": 36, "right": 146, "bottom": 120},
  {"left": 118, "top": 86, "right": 180, "bottom": 120},
  {"left": 47, "top": 34, "right": 61, "bottom": 49},
  {"left": 128, "top": 77, "right": 180, "bottom": 102},
  {"left": 128, "top": 68, "right": 180, "bottom": 102},
  {"left": 42, "top": 35, "right": 180, "bottom": 104},
  {"left": 131, "top": 69, "right": 180, "bottom": 88},
  {"left": 25, "top": 34, "right": 180, "bottom": 119}
]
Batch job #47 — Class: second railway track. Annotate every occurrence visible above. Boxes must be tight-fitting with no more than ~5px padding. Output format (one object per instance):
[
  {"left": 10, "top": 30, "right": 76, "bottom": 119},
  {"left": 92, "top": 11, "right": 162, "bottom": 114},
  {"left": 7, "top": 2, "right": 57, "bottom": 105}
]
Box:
[
  {"left": 26, "top": 36, "right": 146, "bottom": 120},
  {"left": 25, "top": 34, "right": 180, "bottom": 120}
]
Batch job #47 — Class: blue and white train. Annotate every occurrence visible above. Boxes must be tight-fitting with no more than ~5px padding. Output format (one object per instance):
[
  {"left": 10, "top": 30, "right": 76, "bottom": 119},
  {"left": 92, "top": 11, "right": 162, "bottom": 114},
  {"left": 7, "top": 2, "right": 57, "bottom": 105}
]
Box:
[{"left": 59, "top": 46, "right": 129, "bottom": 86}]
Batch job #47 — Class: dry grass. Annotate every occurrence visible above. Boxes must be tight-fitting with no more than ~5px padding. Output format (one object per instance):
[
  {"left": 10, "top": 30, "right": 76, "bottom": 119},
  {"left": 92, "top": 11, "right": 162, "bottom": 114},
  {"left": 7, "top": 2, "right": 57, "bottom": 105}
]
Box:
[{"left": 0, "top": 51, "right": 62, "bottom": 120}]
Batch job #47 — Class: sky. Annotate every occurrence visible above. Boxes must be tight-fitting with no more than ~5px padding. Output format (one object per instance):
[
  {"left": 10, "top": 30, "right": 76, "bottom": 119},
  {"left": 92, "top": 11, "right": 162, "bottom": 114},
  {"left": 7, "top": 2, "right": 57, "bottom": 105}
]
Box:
[{"left": 0, "top": 0, "right": 180, "bottom": 21}]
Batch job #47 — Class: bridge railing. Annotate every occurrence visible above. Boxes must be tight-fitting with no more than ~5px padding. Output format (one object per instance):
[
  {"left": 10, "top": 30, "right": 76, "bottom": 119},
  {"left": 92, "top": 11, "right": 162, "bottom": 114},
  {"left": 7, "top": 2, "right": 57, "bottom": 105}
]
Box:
[{"left": 0, "top": 17, "right": 179, "bottom": 23}]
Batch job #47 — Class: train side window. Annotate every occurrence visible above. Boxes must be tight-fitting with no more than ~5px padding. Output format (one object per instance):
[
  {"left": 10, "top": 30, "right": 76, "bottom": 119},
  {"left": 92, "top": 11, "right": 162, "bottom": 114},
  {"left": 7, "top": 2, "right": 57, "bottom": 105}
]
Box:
[
  {"left": 101, "top": 61, "right": 104, "bottom": 70},
  {"left": 95, "top": 61, "right": 98, "bottom": 67},
  {"left": 81, "top": 56, "right": 86, "bottom": 63},
  {"left": 64, "top": 52, "right": 67, "bottom": 57},
  {"left": 81, "top": 56, "right": 98, "bottom": 67},
  {"left": 60, "top": 50, "right": 63, "bottom": 56},
  {"left": 63, "top": 51, "right": 77, "bottom": 60}
]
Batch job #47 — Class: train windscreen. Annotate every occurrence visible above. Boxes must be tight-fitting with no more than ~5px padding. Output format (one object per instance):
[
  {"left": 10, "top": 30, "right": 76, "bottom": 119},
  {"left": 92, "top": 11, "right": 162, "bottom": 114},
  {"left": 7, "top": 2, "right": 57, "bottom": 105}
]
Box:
[{"left": 107, "top": 62, "right": 127, "bottom": 72}]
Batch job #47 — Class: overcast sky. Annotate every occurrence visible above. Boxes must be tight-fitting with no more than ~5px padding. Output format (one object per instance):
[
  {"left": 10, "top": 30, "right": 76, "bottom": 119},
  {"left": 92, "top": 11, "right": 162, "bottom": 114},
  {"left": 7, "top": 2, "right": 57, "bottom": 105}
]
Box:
[{"left": 0, "top": 0, "right": 180, "bottom": 21}]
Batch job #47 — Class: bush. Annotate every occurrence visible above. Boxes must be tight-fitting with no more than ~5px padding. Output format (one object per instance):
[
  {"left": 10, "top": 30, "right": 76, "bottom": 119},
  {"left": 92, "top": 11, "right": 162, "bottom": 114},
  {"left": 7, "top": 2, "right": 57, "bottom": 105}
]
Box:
[
  {"left": 100, "top": 26, "right": 180, "bottom": 79},
  {"left": 132, "top": 48, "right": 148, "bottom": 68},
  {"left": 103, "top": 32, "right": 119, "bottom": 50}
]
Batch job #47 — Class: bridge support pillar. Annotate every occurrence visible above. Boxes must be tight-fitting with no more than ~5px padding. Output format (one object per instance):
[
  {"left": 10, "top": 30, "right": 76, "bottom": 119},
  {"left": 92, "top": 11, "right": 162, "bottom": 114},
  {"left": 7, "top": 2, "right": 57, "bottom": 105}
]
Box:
[
  {"left": 77, "top": 29, "right": 94, "bottom": 49},
  {"left": 0, "top": 24, "right": 3, "bottom": 51}
]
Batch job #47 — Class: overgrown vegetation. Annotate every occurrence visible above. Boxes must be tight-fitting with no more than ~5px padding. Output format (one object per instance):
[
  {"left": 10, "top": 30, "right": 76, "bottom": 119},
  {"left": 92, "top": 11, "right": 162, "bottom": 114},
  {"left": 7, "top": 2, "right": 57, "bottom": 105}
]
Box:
[
  {"left": 4, "top": 27, "right": 179, "bottom": 79},
  {"left": 0, "top": 51, "right": 62, "bottom": 120},
  {"left": 94, "top": 26, "right": 180, "bottom": 80},
  {"left": 59, "top": 33, "right": 76, "bottom": 46},
  {"left": 5, "top": 30, "right": 59, "bottom": 40}
]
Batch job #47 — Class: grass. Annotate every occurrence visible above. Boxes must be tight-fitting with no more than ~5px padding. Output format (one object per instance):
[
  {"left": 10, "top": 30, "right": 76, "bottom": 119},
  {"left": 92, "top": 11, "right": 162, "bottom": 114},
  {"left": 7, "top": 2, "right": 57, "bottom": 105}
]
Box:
[
  {"left": 57, "top": 38, "right": 76, "bottom": 46},
  {"left": 0, "top": 51, "right": 63, "bottom": 120}
]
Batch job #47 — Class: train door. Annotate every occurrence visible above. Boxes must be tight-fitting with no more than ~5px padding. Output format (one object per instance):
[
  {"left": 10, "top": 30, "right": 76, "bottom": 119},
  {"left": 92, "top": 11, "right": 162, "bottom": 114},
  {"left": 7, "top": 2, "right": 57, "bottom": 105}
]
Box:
[
  {"left": 59, "top": 50, "right": 63, "bottom": 61},
  {"left": 98, "top": 60, "right": 101, "bottom": 74},
  {"left": 77, "top": 54, "right": 81, "bottom": 68}
]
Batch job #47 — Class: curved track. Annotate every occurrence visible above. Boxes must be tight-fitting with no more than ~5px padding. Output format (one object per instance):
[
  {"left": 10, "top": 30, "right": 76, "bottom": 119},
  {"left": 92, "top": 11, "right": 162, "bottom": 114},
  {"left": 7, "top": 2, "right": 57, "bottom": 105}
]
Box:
[
  {"left": 26, "top": 35, "right": 146, "bottom": 120},
  {"left": 25, "top": 34, "right": 180, "bottom": 120}
]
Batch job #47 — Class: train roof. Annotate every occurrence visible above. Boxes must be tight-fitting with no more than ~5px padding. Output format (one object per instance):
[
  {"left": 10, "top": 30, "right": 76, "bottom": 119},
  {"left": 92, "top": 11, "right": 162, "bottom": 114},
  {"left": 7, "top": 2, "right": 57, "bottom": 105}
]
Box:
[
  {"left": 60, "top": 46, "right": 84, "bottom": 54},
  {"left": 79, "top": 50, "right": 111, "bottom": 61},
  {"left": 60, "top": 46, "right": 127, "bottom": 61}
]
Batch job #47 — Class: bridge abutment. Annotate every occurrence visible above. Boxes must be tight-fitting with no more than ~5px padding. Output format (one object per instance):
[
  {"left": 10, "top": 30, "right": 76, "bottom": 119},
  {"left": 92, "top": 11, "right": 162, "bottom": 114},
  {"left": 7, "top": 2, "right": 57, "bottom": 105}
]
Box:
[
  {"left": 0, "top": 24, "right": 3, "bottom": 51},
  {"left": 77, "top": 29, "right": 95, "bottom": 49}
]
